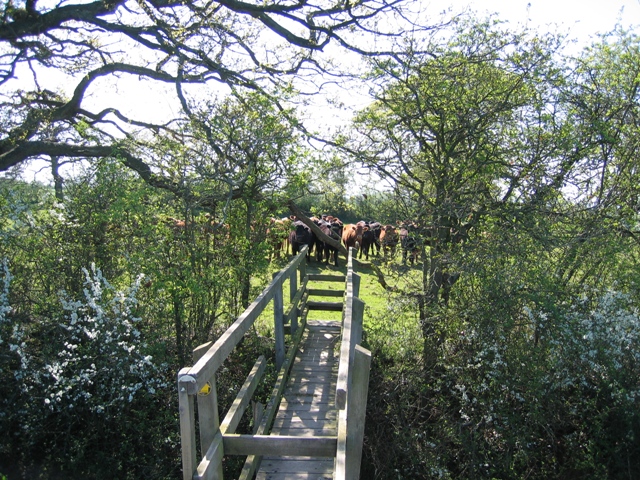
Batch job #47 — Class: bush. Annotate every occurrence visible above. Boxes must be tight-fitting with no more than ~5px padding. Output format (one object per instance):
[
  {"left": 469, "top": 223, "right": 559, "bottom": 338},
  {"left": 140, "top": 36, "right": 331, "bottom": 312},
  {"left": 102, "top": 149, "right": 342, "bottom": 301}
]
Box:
[
  {"left": 361, "top": 280, "right": 640, "bottom": 479},
  {"left": 0, "top": 261, "right": 178, "bottom": 479}
]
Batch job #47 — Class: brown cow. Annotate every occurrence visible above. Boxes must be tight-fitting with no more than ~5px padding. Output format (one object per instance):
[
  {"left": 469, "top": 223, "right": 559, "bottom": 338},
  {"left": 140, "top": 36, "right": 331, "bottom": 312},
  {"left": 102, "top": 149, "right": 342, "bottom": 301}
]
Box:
[
  {"left": 165, "top": 216, "right": 187, "bottom": 229},
  {"left": 379, "top": 225, "right": 399, "bottom": 257},
  {"left": 342, "top": 222, "right": 366, "bottom": 253}
]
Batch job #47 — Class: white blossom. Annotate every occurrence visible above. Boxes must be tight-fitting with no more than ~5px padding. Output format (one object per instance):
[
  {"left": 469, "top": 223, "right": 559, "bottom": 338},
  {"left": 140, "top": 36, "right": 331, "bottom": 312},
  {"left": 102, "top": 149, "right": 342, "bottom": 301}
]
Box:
[{"left": 2, "top": 261, "right": 167, "bottom": 419}]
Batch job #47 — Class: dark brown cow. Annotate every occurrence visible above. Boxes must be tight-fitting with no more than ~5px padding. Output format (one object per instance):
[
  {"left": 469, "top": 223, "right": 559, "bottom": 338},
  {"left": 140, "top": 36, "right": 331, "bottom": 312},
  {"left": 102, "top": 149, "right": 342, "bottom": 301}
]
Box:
[
  {"left": 318, "top": 221, "right": 342, "bottom": 266},
  {"left": 399, "top": 222, "right": 420, "bottom": 265},
  {"left": 368, "top": 222, "right": 382, "bottom": 256},
  {"left": 358, "top": 222, "right": 377, "bottom": 260},
  {"left": 289, "top": 220, "right": 314, "bottom": 259},
  {"left": 310, "top": 217, "right": 326, "bottom": 262}
]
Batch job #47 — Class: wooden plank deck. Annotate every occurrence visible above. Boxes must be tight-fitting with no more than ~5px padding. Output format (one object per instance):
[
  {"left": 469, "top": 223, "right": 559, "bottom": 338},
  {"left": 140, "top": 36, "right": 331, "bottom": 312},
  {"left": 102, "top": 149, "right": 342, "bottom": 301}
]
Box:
[{"left": 256, "top": 320, "right": 341, "bottom": 480}]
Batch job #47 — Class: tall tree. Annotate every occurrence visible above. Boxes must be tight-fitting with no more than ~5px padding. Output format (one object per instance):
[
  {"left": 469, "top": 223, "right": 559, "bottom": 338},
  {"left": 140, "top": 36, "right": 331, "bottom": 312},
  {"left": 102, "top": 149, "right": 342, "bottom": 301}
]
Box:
[
  {"left": 185, "top": 91, "right": 308, "bottom": 306},
  {"left": 553, "top": 28, "right": 640, "bottom": 286},
  {"left": 350, "top": 17, "right": 566, "bottom": 362}
]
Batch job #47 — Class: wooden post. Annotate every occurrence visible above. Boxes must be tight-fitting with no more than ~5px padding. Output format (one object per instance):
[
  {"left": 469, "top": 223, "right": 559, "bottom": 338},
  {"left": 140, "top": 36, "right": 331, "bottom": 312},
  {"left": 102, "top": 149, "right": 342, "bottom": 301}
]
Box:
[
  {"left": 274, "top": 276, "right": 285, "bottom": 371},
  {"left": 289, "top": 269, "right": 298, "bottom": 336},
  {"left": 289, "top": 268, "right": 297, "bottom": 303},
  {"left": 290, "top": 306, "right": 298, "bottom": 337},
  {"left": 299, "top": 252, "right": 307, "bottom": 286},
  {"left": 178, "top": 368, "right": 198, "bottom": 480},
  {"left": 335, "top": 345, "right": 372, "bottom": 480},
  {"left": 193, "top": 342, "right": 221, "bottom": 473},
  {"left": 352, "top": 297, "right": 365, "bottom": 348},
  {"left": 252, "top": 402, "right": 265, "bottom": 434},
  {"left": 352, "top": 272, "right": 361, "bottom": 298},
  {"left": 346, "top": 345, "right": 371, "bottom": 479},
  {"left": 194, "top": 433, "right": 225, "bottom": 480}
]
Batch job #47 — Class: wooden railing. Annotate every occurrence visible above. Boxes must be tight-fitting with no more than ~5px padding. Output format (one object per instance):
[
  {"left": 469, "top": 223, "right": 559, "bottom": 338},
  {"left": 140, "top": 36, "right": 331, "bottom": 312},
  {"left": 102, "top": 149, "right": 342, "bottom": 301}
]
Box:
[
  {"left": 335, "top": 249, "right": 371, "bottom": 480},
  {"left": 177, "top": 246, "right": 371, "bottom": 480}
]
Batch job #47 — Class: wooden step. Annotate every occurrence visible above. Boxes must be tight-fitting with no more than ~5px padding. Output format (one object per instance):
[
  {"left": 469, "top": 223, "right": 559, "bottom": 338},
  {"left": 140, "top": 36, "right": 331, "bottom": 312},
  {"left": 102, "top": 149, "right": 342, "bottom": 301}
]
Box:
[
  {"left": 307, "top": 288, "right": 344, "bottom": 297},
  {"left": 307, "top": 274, "right": 346, "bottom": 282},
  {"left": 306, "top": 301, "right": 344, "bottom": 311}
]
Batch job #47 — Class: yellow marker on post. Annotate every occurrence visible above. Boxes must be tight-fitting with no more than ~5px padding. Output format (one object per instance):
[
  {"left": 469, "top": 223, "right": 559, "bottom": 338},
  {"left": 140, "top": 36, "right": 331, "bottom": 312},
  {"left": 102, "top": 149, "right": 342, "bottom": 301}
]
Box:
[{"left": 198, "top": 382, "right": 212, "bottom": 396}]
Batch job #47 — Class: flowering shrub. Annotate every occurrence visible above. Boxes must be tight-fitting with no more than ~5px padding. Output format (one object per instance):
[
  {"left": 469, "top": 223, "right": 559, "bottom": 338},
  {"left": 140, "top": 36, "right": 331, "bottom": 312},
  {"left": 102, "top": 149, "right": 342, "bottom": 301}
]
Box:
[
  {"left": 0, "top": 260, "right": 172, "bottom": 477},
  {"left": 2, "top": 261, "right": 167, "bottom": 414},
  {"left": 41, "top": 264, "right": 168, "bottom": 415},
  {"left": 541, "top": 290, "right": 640, "bottom": 400},
  {"left": 433, "top": 288, "right": 640, "bottom": 478},
  {"left": 0, "top": 259, "right": 13, "bottom": 334}
]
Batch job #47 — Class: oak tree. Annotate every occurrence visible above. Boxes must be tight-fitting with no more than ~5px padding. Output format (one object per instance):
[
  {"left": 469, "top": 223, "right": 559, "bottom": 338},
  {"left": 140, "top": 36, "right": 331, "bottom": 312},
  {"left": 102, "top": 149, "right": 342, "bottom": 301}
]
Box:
[{"left": 0, "top": 0, "right": 412, "bottom": 197}]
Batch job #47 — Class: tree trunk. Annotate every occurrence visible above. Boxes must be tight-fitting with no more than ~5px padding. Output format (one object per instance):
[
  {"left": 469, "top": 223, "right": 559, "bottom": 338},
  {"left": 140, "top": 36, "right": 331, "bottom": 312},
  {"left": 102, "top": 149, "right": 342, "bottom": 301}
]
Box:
[
  {"left": 287, "top": 201, "right": 347, "bottom": 257},
  {"left": 173, "top": 294, "right": 185, "bottom": 366},
  {"left": 50, "top": 156, "right": 64, "bottom": 201},
  {"left": 419, "top": 214, "right": 452, "bottom": 370},
  {"left": 241, "top": 200, "right": 254, "bottom": 309}
]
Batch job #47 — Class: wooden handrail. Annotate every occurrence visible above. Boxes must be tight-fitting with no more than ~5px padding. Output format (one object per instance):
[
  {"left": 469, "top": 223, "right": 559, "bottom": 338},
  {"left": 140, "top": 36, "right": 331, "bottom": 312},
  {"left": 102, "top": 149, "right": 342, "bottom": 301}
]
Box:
[
  {"left": 179, "top": 247, "right": 308, "bottom": 396},
  {"left": 334, "top": 248, "right": 371, "bottom": 480},
  {"left": 335, "top": 248, "right": 364, "bottom": 409},
  {"left": 179, "top": 246, "right": 308, "bottom": 480}
]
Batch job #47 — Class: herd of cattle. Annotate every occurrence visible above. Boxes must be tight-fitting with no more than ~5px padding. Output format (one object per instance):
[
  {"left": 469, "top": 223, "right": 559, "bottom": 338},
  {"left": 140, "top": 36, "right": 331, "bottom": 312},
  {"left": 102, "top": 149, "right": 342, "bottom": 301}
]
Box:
[{"left": 267, "top": 215, "right": 423, "bottom": 266}]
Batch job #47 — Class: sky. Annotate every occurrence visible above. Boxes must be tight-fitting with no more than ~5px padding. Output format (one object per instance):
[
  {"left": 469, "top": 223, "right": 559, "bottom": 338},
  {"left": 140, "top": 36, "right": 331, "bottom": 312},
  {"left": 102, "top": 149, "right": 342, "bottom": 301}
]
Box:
[
  {"left": 306, "top": 0, "right": 640, "bottom": 132},
  {"left": 77, "top": 0, "right": 640, "bottom": 123},
  {"left": 29, "top": 1, "right": 640, "bottom": 125},
  {"left": 440, "top": 0, "right": 640, "bottom": 46}
]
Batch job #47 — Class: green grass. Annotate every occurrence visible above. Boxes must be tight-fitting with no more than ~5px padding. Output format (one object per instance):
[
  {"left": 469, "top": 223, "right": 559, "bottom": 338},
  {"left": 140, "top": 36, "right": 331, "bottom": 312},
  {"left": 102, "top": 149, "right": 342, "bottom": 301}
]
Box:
[
  {"left": 256, "top": 251, "right": 425, "bottom": 360},
  {"left": 353, "top": 257, "right": 424, "bottom": 360},
  {"left": 207, "top": 247, "right": 426, "bottom": 369}
]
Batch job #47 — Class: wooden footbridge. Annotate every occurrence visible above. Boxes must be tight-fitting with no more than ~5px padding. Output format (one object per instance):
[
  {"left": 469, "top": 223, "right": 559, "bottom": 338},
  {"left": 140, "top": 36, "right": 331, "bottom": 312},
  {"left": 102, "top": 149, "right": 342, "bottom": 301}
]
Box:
[{"left": 178, "top": 247, "right": 371, "bottom": 480}]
